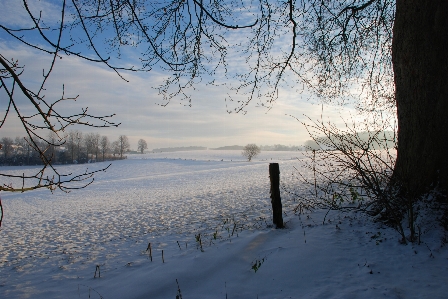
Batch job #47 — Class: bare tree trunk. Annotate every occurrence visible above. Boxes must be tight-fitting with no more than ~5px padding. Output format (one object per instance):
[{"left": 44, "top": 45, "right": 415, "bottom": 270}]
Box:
[{"left": 392, "top": 0, "right": 448, "bottom": 196}]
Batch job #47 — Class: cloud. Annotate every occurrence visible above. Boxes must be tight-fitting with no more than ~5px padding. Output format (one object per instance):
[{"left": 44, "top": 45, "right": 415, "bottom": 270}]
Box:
[
  {"left": 0, "top": 40, "right": 357, "bottom": 150},
  {"left": 1, "top": 0, "right": 64, "bottom": 28}
]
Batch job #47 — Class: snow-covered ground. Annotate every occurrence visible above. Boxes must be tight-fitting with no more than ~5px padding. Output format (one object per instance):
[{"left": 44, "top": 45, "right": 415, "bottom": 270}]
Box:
[{"left": 1, "top": 150, "right": 447, "bottom": 298}]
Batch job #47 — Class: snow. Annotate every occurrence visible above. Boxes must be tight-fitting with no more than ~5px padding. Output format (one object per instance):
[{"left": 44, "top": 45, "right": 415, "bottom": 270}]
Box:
[{"left": 1, "top": 150, "right": 447, "bottom": 298}]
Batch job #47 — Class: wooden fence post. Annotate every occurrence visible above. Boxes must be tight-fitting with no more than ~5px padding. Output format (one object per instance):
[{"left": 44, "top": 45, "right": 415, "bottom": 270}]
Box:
[{"left": 269, "top": 163, "right": 284, "bottom": 228}]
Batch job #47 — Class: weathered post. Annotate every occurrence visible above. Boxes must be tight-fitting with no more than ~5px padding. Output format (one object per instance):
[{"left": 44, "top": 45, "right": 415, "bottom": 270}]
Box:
[{"left": 269, "top": 163, "right": 284, "bottom": 228}]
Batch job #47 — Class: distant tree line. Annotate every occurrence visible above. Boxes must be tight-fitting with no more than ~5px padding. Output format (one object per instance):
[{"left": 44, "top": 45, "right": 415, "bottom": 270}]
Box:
[
  {"left": 259, "top": 145, "right": 302, "bottom": 151},
  {"left": 212, "top": 145, "right": 302, "bottom": 151},
  {"left": 303, "top": 131, "right": 396, "bottom": 151},
  {"left": 151, "top": 146, "right": 207, "bottom": 153},
  {"left": 0, "top": 132, "right": 131, "bottom": 166}
]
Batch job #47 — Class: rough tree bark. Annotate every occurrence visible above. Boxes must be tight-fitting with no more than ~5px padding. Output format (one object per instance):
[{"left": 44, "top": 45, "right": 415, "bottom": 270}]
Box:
[{"left": 392, "top": 0, "right": 448, "bottom": 196}]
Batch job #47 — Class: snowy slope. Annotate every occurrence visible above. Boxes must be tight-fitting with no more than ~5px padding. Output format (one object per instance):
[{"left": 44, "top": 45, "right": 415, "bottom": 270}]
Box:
[{"left": 0, "top": 151, "right": 447, "bottom": 298}]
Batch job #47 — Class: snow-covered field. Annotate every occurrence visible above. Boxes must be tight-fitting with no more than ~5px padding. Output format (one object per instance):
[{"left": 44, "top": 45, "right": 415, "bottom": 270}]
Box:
[{"left": 1, "top": 150, "right": 447, "bottom": 298}]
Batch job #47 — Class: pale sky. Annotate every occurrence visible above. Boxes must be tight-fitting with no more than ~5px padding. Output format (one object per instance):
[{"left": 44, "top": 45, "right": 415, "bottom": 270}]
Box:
[{"left": 0, "top": 1, "right": 358, "bottom": 151}]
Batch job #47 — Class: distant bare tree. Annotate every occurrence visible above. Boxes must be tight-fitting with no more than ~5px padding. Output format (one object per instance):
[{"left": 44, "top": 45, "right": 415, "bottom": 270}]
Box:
[
  {"left": 242, "top": 144, "right": 261, "bottom": 162},
  {"left": 65, "top": 131, "right": 77, "bottom": 163},
  {"left": 76, "top": 131, "right": 84, "bottom": 163},
  {"left": 14, "top": 136, "right": 23, "bottom": 151},
  {"left": 92, "top": 133, "right": 100, "bottom": 161},
  {"left": 112, "top": 140, "right": 122, "bottom": 157},
  {"left": 84, "top": 133, "right": 100, "bottom": 162},
  {"left": 46, "top": 132, "right": 60, "bottom": 164},
  {"left": 100, "top": 136, "right": 110, "bottom": 161},
  {"left": 1, "top": 137, "right": 13, "bottom": 161},
  {"left": 137, "top": 139, "right": 148, "bottom": 154},
  {"left": 118, "top": 135, "right": 130, "bottom": 159},
  {"left": 15, "top": 136, "right": 32, "bottom": 164}
]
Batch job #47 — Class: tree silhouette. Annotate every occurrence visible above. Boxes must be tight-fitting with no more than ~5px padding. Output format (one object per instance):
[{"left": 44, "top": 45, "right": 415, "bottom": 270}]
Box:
[
  {"left": 137, "top": 139, "right": 148, "bottom": 154},
  {"left": 118, "top": 135, "right": 130, "bottom": 159},
  {"left": 242, "top": 144, "right": 261, "bottom": 162}
]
